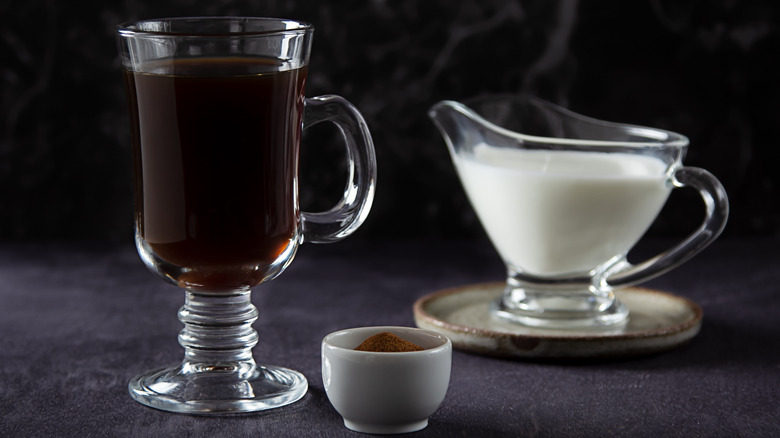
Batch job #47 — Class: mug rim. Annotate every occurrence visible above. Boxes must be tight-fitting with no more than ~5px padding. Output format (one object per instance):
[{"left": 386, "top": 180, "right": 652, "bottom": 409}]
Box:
[{"left": 117, "top": 16, "right": 314, "bottom": 38}]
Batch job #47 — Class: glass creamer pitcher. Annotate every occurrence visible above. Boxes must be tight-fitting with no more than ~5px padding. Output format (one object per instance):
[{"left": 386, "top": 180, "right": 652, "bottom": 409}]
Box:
[{"left": 430, "top": 95, "right": 728, "bottom": 329}]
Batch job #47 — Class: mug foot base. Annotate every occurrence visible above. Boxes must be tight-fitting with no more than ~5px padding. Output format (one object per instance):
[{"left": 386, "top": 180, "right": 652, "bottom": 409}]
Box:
[{"left": 128, "top": 362, "right": 308, "bottom": 414}]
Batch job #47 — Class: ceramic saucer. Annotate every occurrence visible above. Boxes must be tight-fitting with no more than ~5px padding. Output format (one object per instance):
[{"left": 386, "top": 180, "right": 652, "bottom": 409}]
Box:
[{"left": 413, "top": 282, "right": 702, "bottom": 360}]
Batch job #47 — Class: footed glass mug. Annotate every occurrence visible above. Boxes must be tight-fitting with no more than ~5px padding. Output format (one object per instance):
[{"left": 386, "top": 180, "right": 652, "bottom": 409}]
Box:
[
  {"left": 430, "top": 96, "right": 728, "bottom": 329},
  {"left": 117, "top": 17, "right": 376, "bottom": 414}
]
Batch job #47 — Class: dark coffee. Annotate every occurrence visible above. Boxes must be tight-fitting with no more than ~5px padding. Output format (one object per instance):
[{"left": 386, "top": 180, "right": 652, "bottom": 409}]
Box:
[{"left": 124, "top": 57, "right": 308, "bottom": 290}]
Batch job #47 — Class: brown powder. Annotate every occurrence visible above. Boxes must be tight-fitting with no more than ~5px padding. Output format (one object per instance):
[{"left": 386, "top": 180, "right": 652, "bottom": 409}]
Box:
[{"left": 354, "top": 332, "right": 424, "bottom": 352}]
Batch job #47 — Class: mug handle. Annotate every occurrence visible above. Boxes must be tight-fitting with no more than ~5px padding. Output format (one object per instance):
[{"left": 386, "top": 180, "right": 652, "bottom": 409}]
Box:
[
  {"left": 300, "top": 95, "right": 377, "bottom": 243},
  {"left": 605, "top": 166, "right": 729, "bottom": 288}
]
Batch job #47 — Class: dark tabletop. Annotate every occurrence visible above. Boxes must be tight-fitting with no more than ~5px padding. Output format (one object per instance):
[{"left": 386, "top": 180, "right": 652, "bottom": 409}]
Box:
[{"left": 0, "top": 238, "right": 778, "bottom": 437}]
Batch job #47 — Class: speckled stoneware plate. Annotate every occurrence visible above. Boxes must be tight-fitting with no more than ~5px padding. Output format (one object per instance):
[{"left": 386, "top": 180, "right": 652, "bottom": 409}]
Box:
[{"left": 413, "top": 282, "right": 702, "bottom": 360}]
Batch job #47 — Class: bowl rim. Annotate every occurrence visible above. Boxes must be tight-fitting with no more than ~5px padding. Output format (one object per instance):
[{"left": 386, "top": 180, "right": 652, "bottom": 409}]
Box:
[{"left": 322, "top": 325, "right": 452, "bottom": 355}]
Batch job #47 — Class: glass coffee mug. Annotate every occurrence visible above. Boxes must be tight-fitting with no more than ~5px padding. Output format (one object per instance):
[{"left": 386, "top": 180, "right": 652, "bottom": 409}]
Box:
[
  {"left": 117, "top": 17, "right": 376, "bottom": 414},
  {"left": 430, "top": 95, "right": 728, "bottom": 330}
]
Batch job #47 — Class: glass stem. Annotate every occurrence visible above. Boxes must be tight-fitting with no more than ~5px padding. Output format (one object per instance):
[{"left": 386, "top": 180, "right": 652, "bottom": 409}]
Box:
[{"left": 177, "top": 289, "right": 258, "bottom": 371}]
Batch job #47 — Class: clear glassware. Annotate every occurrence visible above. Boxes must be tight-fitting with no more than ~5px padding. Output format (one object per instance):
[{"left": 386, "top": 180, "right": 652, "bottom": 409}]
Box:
[
  {"left": 430, "top": 95, "right": 728, "bottom": 330},
  {"left": 117, "top": 17, "right": 376, "bottom": 414}
]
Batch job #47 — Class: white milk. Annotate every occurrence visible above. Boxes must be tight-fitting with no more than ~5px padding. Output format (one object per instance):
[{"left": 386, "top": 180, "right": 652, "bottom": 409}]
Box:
[{"left": 455, "top": 144, "right": 672, "bottom": 276}]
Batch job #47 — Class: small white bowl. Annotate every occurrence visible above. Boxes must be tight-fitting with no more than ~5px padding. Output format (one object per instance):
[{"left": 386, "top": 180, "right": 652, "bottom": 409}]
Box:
[{"left": 321, "top": 326, "right": 452, "bottom": 434}]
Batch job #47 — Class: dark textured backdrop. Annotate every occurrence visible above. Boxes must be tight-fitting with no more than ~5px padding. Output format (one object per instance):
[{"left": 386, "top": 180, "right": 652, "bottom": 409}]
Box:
[{"left": 1, "top": 0, "right": 778, "bottom": 242}]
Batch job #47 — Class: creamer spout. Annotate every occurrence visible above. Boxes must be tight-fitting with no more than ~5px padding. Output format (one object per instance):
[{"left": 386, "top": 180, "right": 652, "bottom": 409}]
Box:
[{"left": 428, "top": 100, "right": 493, "bottom": 158}]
